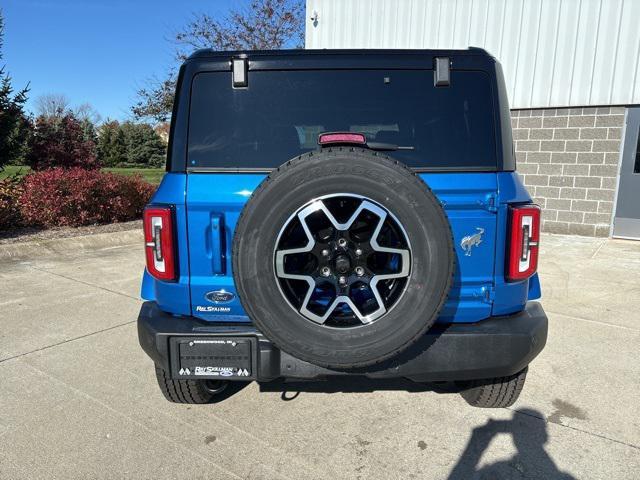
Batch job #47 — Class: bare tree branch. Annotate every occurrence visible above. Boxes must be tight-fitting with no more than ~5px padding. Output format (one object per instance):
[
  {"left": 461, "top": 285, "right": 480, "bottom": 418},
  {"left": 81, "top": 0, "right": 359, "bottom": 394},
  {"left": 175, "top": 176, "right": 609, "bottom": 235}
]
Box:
[
  {"left": 74, "top": 102, "right": 102, "bottom": 125},
  {"left": 132, "top": 0, "right": 304, "bottom": 123},
  {"left": 34, "top": 93, "right": 70, "bottom": 118}
]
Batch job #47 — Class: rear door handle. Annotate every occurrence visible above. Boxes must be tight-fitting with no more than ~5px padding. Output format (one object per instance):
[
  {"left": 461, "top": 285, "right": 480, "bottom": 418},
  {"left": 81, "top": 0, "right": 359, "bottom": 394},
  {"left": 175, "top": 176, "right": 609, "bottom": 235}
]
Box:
[{"left": 210, "top": 214, "right": 226, "bottom": 275}]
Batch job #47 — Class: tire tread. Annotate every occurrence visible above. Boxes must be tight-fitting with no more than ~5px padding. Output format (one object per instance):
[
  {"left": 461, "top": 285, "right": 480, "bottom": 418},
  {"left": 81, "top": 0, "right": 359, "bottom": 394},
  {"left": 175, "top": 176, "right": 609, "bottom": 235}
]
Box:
[
  {"left": 154, "top": 365, "right": 213, "bottom": 404},
  {"left": 459, "top": 367, "right": 528, "bottom": 408}
]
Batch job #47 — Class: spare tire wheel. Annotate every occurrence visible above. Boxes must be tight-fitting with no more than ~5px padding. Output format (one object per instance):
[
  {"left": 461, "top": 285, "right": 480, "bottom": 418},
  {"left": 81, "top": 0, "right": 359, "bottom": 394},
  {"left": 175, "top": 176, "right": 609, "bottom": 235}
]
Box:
[{"left": 232, "top": 148, "right": 454, "bottom": 369}]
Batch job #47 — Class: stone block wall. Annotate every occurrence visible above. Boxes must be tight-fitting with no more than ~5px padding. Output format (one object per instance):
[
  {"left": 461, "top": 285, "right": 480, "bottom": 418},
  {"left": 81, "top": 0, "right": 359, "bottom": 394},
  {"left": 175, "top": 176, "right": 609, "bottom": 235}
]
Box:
[{"left": 512, "top": 107, "right": 625, "bottom": 237}]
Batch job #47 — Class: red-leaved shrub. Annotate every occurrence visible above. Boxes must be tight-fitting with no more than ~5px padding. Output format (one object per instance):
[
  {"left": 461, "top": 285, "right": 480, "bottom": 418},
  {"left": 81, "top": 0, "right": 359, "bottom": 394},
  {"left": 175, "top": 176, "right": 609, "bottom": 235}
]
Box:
[
  {"left": 0, "top": 173, "right": 24, "bottom": 230},
  {"left": 26, "top": 114, "right": 100, "bottom": 170},
  {"left": 19, "top": 168, "right": 156, "bottom": 227}
]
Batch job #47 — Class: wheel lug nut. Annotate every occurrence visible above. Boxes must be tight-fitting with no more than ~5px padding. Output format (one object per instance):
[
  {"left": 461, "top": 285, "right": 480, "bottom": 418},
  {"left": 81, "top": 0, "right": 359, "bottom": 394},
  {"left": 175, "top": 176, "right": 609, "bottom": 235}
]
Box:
[
  {"left": 338, "top": 238, "right": 347, "bottom": 248},
  {"left": 338, "top": 275, "right": 347, "bottom": 285},
  {"left": 321, "top": 249, "right": 330, "bottom": 257},
  {"left": 355, "top": 266, "right": 365, "bottom": 276},
  {"left": 321, "top": 267, "right": 331, "bottom": 277},
  {"left": 355, "top": 248, "right": 363, "bottom": 256}
]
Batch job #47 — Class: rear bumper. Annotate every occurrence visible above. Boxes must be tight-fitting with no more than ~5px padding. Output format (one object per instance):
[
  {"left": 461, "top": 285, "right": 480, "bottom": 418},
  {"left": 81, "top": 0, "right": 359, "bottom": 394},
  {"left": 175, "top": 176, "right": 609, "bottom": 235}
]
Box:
[{"left": 137, "top": 301, "right": 548, "bottom": 382}]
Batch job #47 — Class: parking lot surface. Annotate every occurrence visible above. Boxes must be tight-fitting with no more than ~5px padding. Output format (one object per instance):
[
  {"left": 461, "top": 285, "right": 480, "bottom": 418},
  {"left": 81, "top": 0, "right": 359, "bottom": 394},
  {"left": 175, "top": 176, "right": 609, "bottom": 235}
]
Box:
[{"left": 1, "top": 232, "right": 639, "bottom": 479}]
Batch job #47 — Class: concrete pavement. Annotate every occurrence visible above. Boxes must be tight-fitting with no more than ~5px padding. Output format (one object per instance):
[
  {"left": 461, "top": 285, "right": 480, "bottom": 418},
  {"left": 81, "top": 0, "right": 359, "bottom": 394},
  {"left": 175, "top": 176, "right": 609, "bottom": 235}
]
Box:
[{"left": 0, "top": 231, "right": 638, "bottom": 479}]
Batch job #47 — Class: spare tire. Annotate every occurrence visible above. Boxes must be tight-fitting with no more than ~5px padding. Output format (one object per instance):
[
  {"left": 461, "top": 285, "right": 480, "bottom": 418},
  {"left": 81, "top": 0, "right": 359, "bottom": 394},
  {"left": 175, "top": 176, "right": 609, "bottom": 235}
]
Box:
[{"left": 233, "top": 148, "right": 454, "bottom": 368}]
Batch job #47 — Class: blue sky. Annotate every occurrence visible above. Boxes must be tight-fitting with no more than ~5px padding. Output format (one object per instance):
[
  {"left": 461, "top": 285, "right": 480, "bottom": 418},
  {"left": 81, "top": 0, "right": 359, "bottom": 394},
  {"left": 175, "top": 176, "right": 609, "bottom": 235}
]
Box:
[{"left": 2, "top": 0, "right": 240, "bottom": 121}]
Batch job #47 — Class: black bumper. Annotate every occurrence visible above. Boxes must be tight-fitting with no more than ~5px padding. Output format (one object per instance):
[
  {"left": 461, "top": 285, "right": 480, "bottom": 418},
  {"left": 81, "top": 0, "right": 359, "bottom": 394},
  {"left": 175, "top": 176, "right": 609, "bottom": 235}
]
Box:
[{"left": 137, "top": 302, "right": 548, "bottom": 382}]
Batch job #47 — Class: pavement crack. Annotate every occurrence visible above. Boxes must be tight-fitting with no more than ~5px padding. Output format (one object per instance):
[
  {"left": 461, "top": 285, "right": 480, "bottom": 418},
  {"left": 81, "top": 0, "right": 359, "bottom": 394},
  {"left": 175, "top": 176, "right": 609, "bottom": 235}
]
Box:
[
  {"left": 0, "top": 320, "right": 136, "bottom": 364},
  {"left": 27, "top": 265, "right": 140, "bottom": 301},
  {"left": 590, "top": 240, "right": 607, "bottom": 259},
  {"left": 508, "top": 407, "right": 640, "bottom": 451},
  {"left": 546, "top": 310, "right": 640, "bottom": 332}
]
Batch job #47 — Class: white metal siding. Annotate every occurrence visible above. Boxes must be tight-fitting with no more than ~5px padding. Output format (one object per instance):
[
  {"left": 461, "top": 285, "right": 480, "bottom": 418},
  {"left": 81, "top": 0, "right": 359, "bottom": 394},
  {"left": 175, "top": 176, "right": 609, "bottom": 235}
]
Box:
[{"left": 306, "top": 0, "right": 640, "bottom": 109}]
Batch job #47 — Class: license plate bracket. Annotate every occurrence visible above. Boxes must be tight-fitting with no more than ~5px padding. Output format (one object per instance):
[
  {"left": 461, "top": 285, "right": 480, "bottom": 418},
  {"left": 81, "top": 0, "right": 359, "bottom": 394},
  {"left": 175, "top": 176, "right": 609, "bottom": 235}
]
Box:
[{"left": 170, "top": 336, "right": 255, "bottom": 380}]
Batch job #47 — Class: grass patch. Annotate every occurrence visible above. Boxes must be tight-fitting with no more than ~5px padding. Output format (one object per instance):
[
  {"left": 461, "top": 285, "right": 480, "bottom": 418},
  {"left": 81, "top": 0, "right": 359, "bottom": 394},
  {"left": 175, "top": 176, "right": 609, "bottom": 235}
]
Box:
[
  {"left": 1, "top": 165, "right": 164, "bottom": 184},
  {"left": 0, "top": 165, "right": 30, "bottom": 179},
  {"left": 103, "top": 167, "right": 165, "bottom": 184}
]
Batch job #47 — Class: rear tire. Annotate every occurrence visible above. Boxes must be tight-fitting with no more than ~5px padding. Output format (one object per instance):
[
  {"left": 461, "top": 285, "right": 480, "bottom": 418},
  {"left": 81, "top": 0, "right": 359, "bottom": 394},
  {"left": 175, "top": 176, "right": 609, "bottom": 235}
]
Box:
[
  {"left": 154, "top": 365, "right": 227, "bottom": 404},
  {"left": 458, "top": 367, "right": 528, "bottom": 408}
]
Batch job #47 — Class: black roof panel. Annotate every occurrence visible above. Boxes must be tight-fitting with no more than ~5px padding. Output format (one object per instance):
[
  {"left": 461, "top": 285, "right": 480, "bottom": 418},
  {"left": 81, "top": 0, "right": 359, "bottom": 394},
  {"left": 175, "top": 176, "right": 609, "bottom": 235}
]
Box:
[{"left": 187, "top": 47, "right": 493, "bottom": 60}]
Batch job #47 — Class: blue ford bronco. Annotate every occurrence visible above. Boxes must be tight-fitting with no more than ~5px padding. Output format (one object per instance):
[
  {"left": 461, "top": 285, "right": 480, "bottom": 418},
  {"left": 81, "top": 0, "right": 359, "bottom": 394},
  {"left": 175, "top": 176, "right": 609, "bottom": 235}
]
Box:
[{"left": 137, "top": 48, "right": 548, "bottom": 408}]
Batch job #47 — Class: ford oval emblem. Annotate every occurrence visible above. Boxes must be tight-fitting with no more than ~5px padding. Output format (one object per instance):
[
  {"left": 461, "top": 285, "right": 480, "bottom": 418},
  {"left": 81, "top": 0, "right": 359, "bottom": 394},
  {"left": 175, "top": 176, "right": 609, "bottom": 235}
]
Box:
[{"left": 205, "top": 290, "right": 235, "bottom": 304}]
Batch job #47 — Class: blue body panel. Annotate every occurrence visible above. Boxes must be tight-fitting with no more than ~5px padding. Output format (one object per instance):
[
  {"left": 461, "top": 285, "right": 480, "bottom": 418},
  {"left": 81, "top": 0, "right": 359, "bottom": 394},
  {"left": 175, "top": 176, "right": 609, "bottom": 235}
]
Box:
[
  {"left": 492, "top": 172, "right": 537, "bottom": 315},
  {"left": 186, "top": 174, "right": 264, "bottom": 321},
  {"left": 419, "top": 173, "right": 497, "bottom": 323},
  {"left": 140, "top": 173, "right": 191, "bottom": 316},
  {"left": 142, "top": 171, "right": 538, "bottom": 323}
]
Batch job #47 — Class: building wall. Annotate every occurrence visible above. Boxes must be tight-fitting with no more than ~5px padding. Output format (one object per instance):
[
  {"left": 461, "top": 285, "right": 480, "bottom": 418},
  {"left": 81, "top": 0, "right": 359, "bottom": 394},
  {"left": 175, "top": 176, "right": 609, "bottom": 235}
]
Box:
[
  {"left": 306, "top": 0, "right": 636, "bottom": 237},
  {"left": 512, "top": 107, "right": 624, "bottom": 237},
  {"left": 306, "top": 0, "right": 640, "bottom": 110}
]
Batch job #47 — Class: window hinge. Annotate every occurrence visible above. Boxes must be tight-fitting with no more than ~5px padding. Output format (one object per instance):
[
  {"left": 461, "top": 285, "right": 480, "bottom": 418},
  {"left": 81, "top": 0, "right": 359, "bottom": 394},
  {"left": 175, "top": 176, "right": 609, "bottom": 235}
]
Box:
[
  {"left": 482, "top": 286, "right": 496, "bottom": 304},
  {"left": 232, "top": 58, "right": 248, "bottom": 88},
  {"left": 483, "top": 193, "right": 498, "bottom": 212}
]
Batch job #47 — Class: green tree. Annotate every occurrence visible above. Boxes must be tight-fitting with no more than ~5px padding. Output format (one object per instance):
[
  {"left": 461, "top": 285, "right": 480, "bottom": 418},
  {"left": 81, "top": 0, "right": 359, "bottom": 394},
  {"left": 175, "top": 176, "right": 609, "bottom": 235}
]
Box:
[
  {"left": 98, "top": 121, "right": 166, "bottom": 168},
  {"left": 132, "top": 0, "right": 304, "bottom": 122},
  {"left": 97, "top": 120, "right": 127, "bottom": 167},
  {"left": 0, "top": 9, "right": 30, "bottom": 169},
  {"left": 97, "top": 120, "right": 167, "bottom": 167},
  {"left": 121, "top": 121, "right": 166, "bottom": 167}
]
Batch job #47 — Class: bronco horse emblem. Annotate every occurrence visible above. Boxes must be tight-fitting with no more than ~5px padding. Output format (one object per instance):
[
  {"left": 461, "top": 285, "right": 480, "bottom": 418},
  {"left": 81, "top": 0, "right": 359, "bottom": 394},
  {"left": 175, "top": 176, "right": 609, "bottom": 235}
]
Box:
[{"left": 461, "top": 228, "right": 485, "bottom": 256}]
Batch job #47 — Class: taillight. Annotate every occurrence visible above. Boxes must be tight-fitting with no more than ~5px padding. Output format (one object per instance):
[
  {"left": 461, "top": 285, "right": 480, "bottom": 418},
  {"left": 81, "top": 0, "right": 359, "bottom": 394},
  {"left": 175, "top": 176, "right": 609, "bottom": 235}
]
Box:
[
  {"left": 506, "top": 205, "right": 541, "bottom": 282},
  {"left": 143, "top": 206, "right": 176, "bottom": 281}
]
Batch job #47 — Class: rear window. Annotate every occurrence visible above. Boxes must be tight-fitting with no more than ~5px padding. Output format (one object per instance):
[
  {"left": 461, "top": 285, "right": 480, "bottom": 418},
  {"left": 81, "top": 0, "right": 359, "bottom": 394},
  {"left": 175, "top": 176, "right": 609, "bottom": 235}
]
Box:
[{"left": 188, "top": 69, "right": 497, "bottom": 170}]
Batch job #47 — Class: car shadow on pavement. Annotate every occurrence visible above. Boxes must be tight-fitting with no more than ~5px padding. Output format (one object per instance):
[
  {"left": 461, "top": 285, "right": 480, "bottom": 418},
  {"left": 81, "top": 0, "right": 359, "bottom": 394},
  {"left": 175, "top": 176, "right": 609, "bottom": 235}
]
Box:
[
  {"left": 209, "top": 381, "right": 252, "bottom": 403},
  {"left": 258, "top": 376, "right": 458, "bottom": 397},
  {"left": 447, "top": 408, "right": 576, "bottom": 480},
  {"left": 254, "top": 381, "right": 574, "bottom": 478}
]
